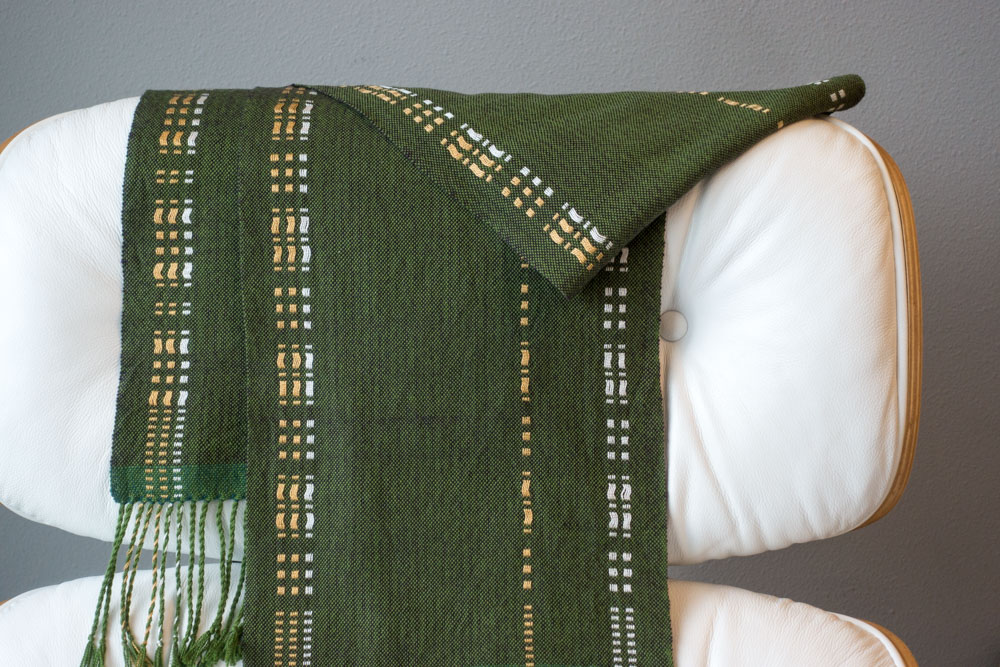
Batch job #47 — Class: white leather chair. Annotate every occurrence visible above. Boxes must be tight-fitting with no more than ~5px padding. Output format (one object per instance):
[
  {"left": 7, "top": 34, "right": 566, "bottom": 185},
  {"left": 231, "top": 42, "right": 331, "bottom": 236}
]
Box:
[
  {"left": 0, "top": 94, "right": 921, "bottom": 664},
  {"left": 0, "top": 567, "right": 917, "bottom": 666}
]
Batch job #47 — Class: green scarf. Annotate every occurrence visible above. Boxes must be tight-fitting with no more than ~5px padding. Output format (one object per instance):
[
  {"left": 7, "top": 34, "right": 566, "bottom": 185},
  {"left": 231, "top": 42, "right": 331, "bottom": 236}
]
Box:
[{"left": 83, "top": 75, "right": 864, "bottom": 666}]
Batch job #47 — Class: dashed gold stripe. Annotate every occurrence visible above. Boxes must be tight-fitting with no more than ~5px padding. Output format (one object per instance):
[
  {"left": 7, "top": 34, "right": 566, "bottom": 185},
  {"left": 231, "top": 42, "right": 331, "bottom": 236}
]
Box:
[
  {"left": 270, "top": 85, "right": 317, "bottom": 667},
  {"left": 518, "top": 263, "right": 534, "bottom": 666},
  {"left": 142, "top": 95, "right": 203, "bottom": 501},
  {"left": 272, "top": 86, "right": 313, "bottom": 141}
]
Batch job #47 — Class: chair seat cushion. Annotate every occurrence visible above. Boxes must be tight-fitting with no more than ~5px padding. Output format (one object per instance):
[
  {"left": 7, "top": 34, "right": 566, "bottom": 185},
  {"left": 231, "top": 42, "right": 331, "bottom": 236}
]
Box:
[
  {"left": 0, "top": 96, "right": 917, "bottom": 564},
  {"left": 0, "top": 569, "right": 912, "bottom": 666}
]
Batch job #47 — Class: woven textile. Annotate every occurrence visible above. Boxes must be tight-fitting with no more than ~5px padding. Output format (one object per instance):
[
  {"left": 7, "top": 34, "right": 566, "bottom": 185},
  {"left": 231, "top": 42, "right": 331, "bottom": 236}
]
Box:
[{"left": 85, "top": 76, "right": 865, "bottom": 666}]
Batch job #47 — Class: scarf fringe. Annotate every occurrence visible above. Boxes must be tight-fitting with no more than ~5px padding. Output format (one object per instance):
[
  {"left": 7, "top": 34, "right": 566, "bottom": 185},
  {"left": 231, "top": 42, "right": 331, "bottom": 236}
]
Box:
[{"left": 80, "top": 500, "right": 245, "bottom": 667}]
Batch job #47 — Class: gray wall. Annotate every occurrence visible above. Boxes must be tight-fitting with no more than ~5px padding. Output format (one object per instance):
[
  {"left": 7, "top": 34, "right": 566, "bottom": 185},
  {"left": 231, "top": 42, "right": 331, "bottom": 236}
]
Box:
[{"left": 1, "top": 1, "right": 997, "bottom": 665}]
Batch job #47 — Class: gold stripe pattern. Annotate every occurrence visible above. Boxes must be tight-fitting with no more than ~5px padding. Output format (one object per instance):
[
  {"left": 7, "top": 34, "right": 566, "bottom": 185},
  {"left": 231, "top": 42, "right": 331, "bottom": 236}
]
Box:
[
  {"left": 270, "top": 85, "right": 317, "bottom": 667},
  {"left": 143, "top": 93, "right": 206, "bottom": 502}
]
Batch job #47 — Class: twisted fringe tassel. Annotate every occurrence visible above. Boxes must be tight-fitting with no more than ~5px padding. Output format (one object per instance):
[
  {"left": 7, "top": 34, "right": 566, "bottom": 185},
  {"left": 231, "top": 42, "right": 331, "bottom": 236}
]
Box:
[{"left": 80, "top": 500, "right": 246, "bottom": 667}]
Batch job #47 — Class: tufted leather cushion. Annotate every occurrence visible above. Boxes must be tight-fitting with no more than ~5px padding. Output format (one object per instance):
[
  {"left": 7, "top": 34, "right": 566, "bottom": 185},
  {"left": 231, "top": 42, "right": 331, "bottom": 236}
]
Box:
[
  {"left": 0, "top": 569, "right": 912, "bottom": 666},
  {"left": 661, "top": 116, "right": 918, "bottom": 563},
  {"left": 0, "top": 97, "right": 918, "bottom": 564}
]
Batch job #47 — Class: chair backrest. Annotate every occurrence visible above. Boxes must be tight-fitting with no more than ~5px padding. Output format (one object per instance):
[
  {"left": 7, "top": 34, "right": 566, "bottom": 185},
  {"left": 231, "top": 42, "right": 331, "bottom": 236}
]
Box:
[{"left": 0, "top": 100, "right": 919, "bottom": 565}]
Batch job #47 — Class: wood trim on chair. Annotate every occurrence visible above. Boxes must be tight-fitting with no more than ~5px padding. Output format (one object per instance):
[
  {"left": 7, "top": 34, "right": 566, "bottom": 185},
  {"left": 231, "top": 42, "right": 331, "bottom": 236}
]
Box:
[
  {"left": 855, "top": 136, "right": 922, "bottom": 529},
  {"left": 0, "top": 125, "right": 32, "bottom": 155},
  {"left": 863, "top": 619, "right": 920, "bottom": 666}
]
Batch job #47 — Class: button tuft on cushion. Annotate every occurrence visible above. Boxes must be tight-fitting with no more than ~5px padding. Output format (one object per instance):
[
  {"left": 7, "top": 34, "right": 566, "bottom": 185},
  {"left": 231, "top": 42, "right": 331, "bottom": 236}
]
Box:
[{"left": 660, "top": 309, "right": 689, "bottom": 342}]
